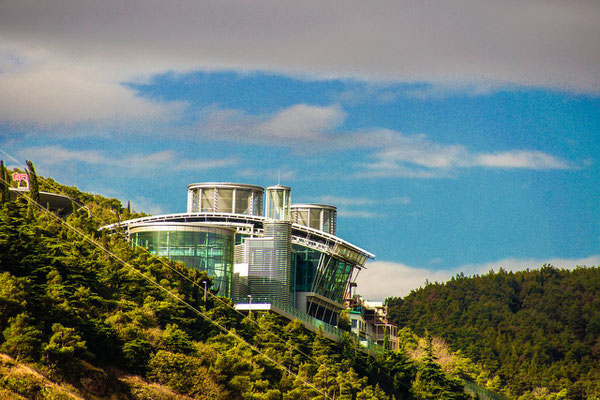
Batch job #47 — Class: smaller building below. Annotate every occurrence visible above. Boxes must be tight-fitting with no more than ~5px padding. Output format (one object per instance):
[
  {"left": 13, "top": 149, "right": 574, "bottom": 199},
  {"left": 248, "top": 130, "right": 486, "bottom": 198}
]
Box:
[{"left": 345, "top": 296, "right": 399, "bottom": 351}]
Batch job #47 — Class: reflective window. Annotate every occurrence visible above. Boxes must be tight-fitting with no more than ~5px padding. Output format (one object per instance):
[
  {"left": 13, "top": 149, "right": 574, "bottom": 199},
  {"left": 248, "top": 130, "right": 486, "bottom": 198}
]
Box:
[
  {"left": 292, "top": 244, "right": 320, "bottom": 292},
  {"left": 252, "top": 192, "right": 263, "bottom": 216},
  {"left": 218, "top": 189, "right": 233, "bottom": 213},
  {"left": 313, "top": 255, "right": 354, "bottom": 303},
  {"left": 267, "top": 188, "right": 290, "bottom": 220},
  {"left": 322, "top": 210, "right": 331, "bottom": 233},
  {"left": 235, "top": 189, "right": 250, "bottom": 214},
  {"left": 201, "top": 188, "right": 215, "bottom": 212},
  {"left": 297, "top": 210, "right": 309, "bottom": 226},
  {"left": 309, "top": 209, "right": 321, "bottom": 230},
  {"left": 131, "top": 227, "right": 234, "bottom": 297}
]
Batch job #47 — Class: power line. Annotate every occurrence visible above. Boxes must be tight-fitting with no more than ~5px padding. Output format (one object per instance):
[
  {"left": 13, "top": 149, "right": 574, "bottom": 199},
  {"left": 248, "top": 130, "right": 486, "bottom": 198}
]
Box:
[
  {"left": 1, "top": 178, "right": 333, "bottom": 399},
  {"left": 0, "top": 153, "right": 406, "bottom": 394},
  {"left": 1, "top": 152, "right": 327, "bottom": 366}
]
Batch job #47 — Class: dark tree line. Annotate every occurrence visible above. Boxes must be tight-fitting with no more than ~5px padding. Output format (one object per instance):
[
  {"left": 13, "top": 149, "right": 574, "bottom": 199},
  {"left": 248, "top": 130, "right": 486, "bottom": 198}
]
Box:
[{"left": 388, "top": 266, "right": 600, "bottom": 399}]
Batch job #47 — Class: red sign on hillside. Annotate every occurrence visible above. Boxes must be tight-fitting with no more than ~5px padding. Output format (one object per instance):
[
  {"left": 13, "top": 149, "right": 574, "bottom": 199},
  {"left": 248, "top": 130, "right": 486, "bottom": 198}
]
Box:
[{"left": 12, "top": 172, "right": 29, "bottom": 182}]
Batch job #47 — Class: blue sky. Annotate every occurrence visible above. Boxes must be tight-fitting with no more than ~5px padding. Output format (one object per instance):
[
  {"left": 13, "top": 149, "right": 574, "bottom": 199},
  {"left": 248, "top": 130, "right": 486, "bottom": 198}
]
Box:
[{"left": 1, "top": 1, "right": 599, "bottom": 299}]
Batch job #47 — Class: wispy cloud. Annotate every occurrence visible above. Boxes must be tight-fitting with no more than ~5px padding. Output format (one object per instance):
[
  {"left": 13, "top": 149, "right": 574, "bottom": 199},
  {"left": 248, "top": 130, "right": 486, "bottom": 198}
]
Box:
[
  {"left": 130, "top": 196, "right": 166, "bottom": 215},
  {"left": 18, "top": 145, "right": 238, "bottom": 175},
  {"left": 196, "top": 103, "right": 574, "bottom": 177},
  {"left": 201, "top": 104, "right": 346, "bottom": 145},
  {"left": 475, "top": 151, "right": 571, "bottom": 170},
  {"left": 357, "top": 255, "right": 600, "bottom": 300},
  {"left": 235, "top": 168, "right": 298, "bottom": 181},
  {"left": 337, "top": 210, "right": 378, "bottom": 219},
  {"left": 316, "top": 195, "right": 410, "bottom": 218},
  {"left": 317, "top": 195, "right": 376, "bottom": 207}
]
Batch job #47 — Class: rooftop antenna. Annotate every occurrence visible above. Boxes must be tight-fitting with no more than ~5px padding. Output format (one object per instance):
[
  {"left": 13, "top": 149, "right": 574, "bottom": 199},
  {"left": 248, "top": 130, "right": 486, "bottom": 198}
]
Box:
[{"left": 277, "top": 169, "right": 281, "bottom": 185}]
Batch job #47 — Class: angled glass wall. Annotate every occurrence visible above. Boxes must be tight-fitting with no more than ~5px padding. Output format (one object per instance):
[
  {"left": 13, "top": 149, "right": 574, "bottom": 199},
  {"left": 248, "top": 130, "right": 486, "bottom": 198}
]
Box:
[
  {"left": 130, "top": 223, "right": 235, "bottom": 297},
  {"left": 312, "top": 255, "right": 354, "bottom": 304}
]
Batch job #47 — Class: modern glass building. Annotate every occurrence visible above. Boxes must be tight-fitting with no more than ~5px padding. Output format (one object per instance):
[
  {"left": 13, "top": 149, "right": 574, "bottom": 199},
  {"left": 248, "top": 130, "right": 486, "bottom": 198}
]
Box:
[{"left": 103, "top": 182, "right": 374, "bottom": 331}]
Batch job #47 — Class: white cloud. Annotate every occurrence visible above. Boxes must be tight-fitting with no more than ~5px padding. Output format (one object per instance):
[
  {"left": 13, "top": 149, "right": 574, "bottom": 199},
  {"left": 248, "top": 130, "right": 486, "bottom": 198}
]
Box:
[
  {"left": 357, "top": 255, "right": 600, "bottom": 301},
  {"left": 235, "top": 168, "right": 297, "bottom": 182},
  {"left": 197, "top": 104, "right": 576, "bottom": 175},
  {"left": 17, "top": 145, "right": 238, "bottom": 175},
  {"left": 337, "top": 210, "right": 378, "bottom": 219},
  {"left": 198, "top": 104, "right": 575, "bottom": 175},
  {"left": 129, "top": 196, "right": 166, "bottom": 215},
  {"left": 317, "top": 195, "right": 376, "bottom": 207},
  {"left": 201, "top": 104, "right": 346, "bottom": 145},
  {"left": 360, "top": 138, "right": 574, "bottom": 177},
  {"left": 475, "top": 150, "right": 571, "bottom": 170},
  {"left": 257, "top": 104, "right": 346, "bottom": 139},
  {"left": 316, "top": 195, "right": 410, "bottom": 218},
  {"left": 0, "top": 45, "right": 184, "bottom": 128},
  {"left": 18, "top": 145, "right": 106, "bottom": 165},
  {"left": 0, "top": 0, "right": 599, "bottom": 127}
]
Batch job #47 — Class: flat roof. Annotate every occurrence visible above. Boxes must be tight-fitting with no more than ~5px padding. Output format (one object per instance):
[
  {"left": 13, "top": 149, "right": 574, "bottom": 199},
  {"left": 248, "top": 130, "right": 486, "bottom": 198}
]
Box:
[
  {"left": 187, "top": 182, "right": 264, "bottom": 191},
  {"left": 291, "top": 203, "right": 337, "bottom": 210},
  {"left": 10, "top": 188, "right": 73, "bottom": 216}
]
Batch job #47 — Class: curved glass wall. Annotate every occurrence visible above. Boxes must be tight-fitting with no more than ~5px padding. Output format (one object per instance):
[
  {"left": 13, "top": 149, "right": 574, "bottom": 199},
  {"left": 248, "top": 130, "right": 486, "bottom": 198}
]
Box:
[{"left": 130, "top": 224, "right": 235, "bottom": 297}]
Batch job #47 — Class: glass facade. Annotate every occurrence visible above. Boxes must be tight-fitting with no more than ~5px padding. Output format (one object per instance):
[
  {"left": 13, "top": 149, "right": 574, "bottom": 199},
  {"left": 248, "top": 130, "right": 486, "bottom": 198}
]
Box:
[
  {"left": 266, "top": 185, "right": 291, "bottom": 221},
  {"left": 313, "top": 255, "right": 354, "bottom": 303},
  {"left": 292, "top": 244, "right": 320, "bottom": 292},
  {"left": 130, "top": 224, "right": 235, "bottom": 297}
]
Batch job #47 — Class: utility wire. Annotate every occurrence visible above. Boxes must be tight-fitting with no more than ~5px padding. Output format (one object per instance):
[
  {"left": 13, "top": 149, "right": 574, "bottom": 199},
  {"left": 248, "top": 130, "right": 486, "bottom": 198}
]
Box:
[
  {"left": 0, "top": 152, "right": 335, "bottom": 363},
  {"left": 0, "top": 152, "right": 408, "bottom": 394},
  {"left": 1, "top": 177, "right": 333, "bottom": 400}
]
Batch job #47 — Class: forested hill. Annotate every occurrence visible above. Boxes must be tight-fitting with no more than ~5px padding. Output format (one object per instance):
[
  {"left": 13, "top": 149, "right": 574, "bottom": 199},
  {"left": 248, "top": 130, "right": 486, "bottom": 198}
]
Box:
[
  {"left": 387, "top": 266, "right": 600, "bottom": 399},
  {"left": 0, "top": 168, "right": 472, "bottom": 399}
]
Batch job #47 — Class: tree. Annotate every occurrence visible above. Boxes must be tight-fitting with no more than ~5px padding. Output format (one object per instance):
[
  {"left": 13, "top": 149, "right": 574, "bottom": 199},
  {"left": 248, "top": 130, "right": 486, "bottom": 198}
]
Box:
[
  {"left": 0, "top": 160, "right": 10, "bottom": 203},
  {"left": 337, "top": 311, "right": 351, "bottom": 332},
  {"left": 25, "top": 160, "right": 40, "bottom": 204},
  {"left": 148, "top": 350, "right": 226, "bottom": 399},
  {"left": 161, "top": 323, "right": 195, "bottom": 355},
  {"left": 0, "top": 313, "right": 42, "bottom": 361},
  {"left": 122, "top": 338, "right": 153, "bottom": 373},
  {"left": 42, "top": 323, "right": 91, "bottom": 369},
  {"left": 0, "top": 272, "right": 28, "bottom": 326}
]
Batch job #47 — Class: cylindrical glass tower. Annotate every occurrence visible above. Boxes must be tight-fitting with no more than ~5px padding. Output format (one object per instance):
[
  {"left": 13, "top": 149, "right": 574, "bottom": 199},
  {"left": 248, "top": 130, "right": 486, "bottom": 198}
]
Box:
[
  {"left": 291, "top": 204, "right": 337, "bottom": 234},
  {"left": 187, "top": 183, "right": 264, "bottom": 216},
  {"left": 265, "top": 185, "right": 291, "bottom": 221}
]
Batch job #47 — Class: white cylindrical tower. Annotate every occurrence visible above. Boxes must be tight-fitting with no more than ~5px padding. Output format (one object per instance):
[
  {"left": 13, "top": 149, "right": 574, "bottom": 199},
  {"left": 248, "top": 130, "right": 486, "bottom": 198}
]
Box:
[
  {"left": 291, "top": 204, "right": 337, "bottom": 235},
  {"left": 186, "top": 182, "right": 264, "bottom": 215},
  {"left": 265, "top": 185, "right": 291, "bottom": 221}
]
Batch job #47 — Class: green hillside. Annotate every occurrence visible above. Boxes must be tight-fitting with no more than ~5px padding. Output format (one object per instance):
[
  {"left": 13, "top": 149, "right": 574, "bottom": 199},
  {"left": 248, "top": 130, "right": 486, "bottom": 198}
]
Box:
[
  {"left": 388, "top": 266, "right": 600, "bottom": 399},
  {"left": 0, "top": 167, "right": 471, "bottom": 399}
]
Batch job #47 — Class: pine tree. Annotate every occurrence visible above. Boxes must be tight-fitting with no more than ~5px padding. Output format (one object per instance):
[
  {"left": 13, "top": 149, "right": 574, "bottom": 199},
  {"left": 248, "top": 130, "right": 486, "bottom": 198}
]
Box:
[
  {"left": 0, "top": 160, "right": 10, "bottom": 203},
  {"left": 25, "top": 159, "right": 40, "bottom": 204},
  {"left": 0, "top": 313, "right": 43, "bottom": 361}
]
